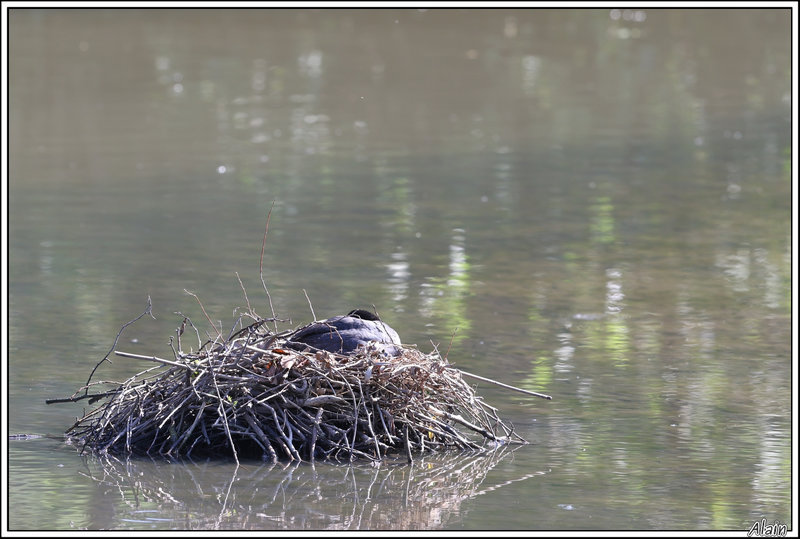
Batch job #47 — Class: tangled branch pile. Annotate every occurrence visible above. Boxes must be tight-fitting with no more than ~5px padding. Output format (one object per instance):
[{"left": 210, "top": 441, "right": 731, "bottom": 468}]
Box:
[{"left": 57, "top": 313, "right": 526, "bottom": 463}]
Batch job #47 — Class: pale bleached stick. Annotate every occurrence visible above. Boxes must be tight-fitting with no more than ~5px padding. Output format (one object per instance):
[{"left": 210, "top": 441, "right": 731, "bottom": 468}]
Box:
[
  {"left": 458, "top": 369, "right": 552, "bottom": 400},
  {"left": 114, "top": 351, "right": 193, "bottom": 371}
]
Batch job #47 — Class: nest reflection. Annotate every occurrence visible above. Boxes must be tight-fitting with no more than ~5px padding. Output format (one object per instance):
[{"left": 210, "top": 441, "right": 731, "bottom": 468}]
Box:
[{"left": 80, "top": 445, "right": 545, "bottom": 530}]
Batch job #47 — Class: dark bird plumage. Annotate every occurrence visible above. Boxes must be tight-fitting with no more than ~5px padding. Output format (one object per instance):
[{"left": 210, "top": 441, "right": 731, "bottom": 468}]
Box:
[{"left": 287, "top": 309, "right": 402, "bottom": 356}]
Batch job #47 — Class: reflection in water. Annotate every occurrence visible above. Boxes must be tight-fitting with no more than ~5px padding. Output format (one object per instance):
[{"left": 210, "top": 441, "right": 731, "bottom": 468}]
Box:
[
  {"left": 79, "top": 446, "right": 538, "bottom": 530},
  {"left": 590, "top": 196, "right": 616, "bottom": 246},
  {"left": 8, "top": 8, "right": 791, "bottom": 531},
  {"left": 418, "top": 228, "right": 473, "bottom": 347},
  {"left": 604, "top": 267, "right": 625, "bottom": 313},
  {"left": 716, "top": 248, "right": 752, "bottom": 292},
  {"left": 386, "top": 249, "right": 410, "bottom": 303}
]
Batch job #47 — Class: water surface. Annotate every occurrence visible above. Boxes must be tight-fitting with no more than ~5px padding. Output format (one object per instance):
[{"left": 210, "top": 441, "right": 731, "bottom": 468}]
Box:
[{"left": 7, "top": 8, "right": 792, "bottom": 531}]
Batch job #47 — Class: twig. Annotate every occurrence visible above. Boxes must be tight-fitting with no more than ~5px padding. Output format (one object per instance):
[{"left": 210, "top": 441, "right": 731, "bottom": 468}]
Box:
[
  {"left": 302, "top": 289, "right": 316, "bottom": 321},
  {"left": 184, "top": 290, "right": 221, "bottom": 338},
  {"left": 309, "top": 407, "right": 323, "bottom": 461},
  {"left": 84, "top": 297, "right": 155, "bottom": 393},
  {"left": 209, "top": 366, "right": 239, "bottom": 464},
  {"left": 46, "top": 390, "right": 120, "bottom": 405},
  {"left": 404, "top": 424, "right": 413, "bottom": 464},
  {"left": 259, "top": 201, "right": 278, "bottom": 332},
  {"left": 458, "top": 370, "right": 552, "bottom": 400},
  {"left": 113, "top": 351, "right": 193, "bottom": 371},
  {"left": 444, "top": 327, "right": 458, "bottom": 360},
  {"left": 235, "top": 272, "right": 252, "bottom": 315}
]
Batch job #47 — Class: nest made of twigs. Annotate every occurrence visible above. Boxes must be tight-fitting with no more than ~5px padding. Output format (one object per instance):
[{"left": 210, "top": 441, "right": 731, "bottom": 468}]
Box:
[{"left": 58, "top": 315, "right": 526, "bottom": 463}]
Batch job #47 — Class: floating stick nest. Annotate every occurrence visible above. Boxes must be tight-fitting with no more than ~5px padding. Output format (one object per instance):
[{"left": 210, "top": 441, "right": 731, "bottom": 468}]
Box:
[
  {"left": 49, "top": 209, "right": 547, "bottom": 463},
  {"left": 52, "top": 303, "right": 530, "bottom": 463}
]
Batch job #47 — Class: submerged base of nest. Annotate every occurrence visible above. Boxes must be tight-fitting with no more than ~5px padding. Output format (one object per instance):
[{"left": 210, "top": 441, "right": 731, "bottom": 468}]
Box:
[{"left": 57, "top": 314, "right": 527, "bottom": 463}]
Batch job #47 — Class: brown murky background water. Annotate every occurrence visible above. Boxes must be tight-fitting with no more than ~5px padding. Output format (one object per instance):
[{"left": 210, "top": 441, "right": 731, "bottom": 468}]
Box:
[{"left": 7, "top": 8, "right": 791, "bottom": 531}]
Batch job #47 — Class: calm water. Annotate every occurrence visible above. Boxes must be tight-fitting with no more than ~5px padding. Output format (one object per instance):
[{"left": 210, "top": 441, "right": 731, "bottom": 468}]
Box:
[{"left": 7, "top": 8, "right": 792, "bottom": 531}]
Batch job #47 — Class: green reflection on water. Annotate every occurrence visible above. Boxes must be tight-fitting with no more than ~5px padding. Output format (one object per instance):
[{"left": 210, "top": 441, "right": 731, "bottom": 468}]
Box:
[
  {"left": 604, "top": 315, "right": 630, "bottom": 367},
  {"left": 590, "top": 196, "right": 616, "bottom": 245},
  {"left": 8, "top": 7, "right": 791, "bottom": 531}
]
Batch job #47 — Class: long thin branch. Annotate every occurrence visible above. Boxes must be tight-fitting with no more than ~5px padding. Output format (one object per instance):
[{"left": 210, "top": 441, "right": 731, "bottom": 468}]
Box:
[
  {"left": 114, "top": 350, "right": 194, "bottom": 370},
  {"left": 259, "top": 201, "right": 278, "bottom": 332},
  {"left": 46, "top": 389, "right": 120, "bottom": 405},
  {"left": 84, "top": 297, "right": 155, "bottom": 393},
  {"left": 184, "top": 290, "right": 221, "bottom": 338},
  {"left": 458, "top": 369, "right": 552, "bottom": 400},
  {"left": 209, "top": 366, "right": 239, "bottom": 464},
  {"left": 235, "top": 272, "right": 252, "bottom": 315},
  {"left": 302, "top": 289, "right": 316, "bottom": 321}
]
